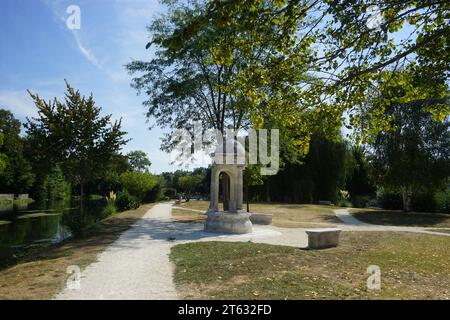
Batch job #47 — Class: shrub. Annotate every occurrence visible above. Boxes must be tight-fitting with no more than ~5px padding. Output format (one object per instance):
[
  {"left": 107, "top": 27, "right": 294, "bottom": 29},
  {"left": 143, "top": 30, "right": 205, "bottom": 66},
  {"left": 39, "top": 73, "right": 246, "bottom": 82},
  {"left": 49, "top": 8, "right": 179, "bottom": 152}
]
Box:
[
  {"left": 143, "top": 181, "right": 162, "bottom": 203},
  {"left": 102, "top": 202, "right": 117, "bottom": 217},
  {"left": 116, "top": 190, "right": 139, "bottom": 211},
  {"left": 120, "top": 171, "right": 158, "bottom": 201},
  {"left": 411, "top": 192, "right": 436, "bottom": 212},
  {"left": 163, "top": 187, "right": 177, "bottom": 199},
  {"left": 351, "top": 195, "right": 371, "bottom": 208},
  {"left": 41, "top": 165, "right": 71, "bottom": 201},
  {"left": 434, "top": 190, "right": 450, "bottom": 213},
  {"left": 337, "top": 199, "right": 352, "bottom": 207},
  {"left": 378, "top": 192, "right": 403, "bottom": 210}
]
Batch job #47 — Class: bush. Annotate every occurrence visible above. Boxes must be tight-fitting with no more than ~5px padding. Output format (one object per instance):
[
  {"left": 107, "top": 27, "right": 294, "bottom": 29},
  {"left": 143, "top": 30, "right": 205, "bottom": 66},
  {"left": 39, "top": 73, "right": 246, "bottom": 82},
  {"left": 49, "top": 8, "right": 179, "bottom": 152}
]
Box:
[
  {"left": 163, "top": 187, "right": 177, "bottom": 199},
  {"left": 411, "top": 192, "right": 436, "bottom": 212},
  {"left": 337, "top": 199, "right": 352, "bottom": 207},
  {"left": 116, "top": 190, "right": 139, "bottom": 211},
  {"left": 143, "top": 181, "right": 162, "bottom": 203},
  {"left": 351, "top": 195, "right": 371, "bottom": 208},
  {"left": 120, "top": 171, "right": 158, "bottom": 201},
  {"left": 102, "top": 202, "right": 117, "bottom": 217},
  {"left": 434, "top": 190, "right": 450, "bottom": 213},
  {"left": 41, "top": 165, "right": 71, "bottom": 201},
  {"left": 378, "top": 192, "right": 403, "bottom": 210}
]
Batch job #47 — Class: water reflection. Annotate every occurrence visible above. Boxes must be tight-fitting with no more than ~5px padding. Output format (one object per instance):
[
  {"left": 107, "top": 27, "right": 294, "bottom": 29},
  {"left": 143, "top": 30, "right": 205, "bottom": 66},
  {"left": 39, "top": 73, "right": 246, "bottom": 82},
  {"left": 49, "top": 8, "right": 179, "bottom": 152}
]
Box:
[{"left": 0, "top": 199, "right": 108, "bottom": 250}]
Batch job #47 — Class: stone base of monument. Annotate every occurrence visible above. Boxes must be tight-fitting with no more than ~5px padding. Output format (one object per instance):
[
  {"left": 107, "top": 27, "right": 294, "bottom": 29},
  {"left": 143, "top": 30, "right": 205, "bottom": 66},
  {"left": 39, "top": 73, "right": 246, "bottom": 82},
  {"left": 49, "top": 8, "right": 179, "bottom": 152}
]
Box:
[{"left": 204, "top": 211, "right": 253, "bottom": 234}]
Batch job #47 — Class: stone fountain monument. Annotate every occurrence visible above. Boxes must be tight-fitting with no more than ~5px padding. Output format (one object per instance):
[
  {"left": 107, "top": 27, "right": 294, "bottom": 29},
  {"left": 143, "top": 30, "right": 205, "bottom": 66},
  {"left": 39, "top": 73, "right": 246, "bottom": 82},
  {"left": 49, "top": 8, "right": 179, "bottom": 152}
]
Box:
[{"left": 204, "top": 136, "right": 253, "bottom": 234}]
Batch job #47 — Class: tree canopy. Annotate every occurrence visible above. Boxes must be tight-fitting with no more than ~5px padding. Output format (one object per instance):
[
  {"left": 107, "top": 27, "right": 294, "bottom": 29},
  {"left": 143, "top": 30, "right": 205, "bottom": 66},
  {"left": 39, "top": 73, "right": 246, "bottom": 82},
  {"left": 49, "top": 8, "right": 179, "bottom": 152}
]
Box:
[
  {"left": 368, "top": 83, "right": 450, "bottom": 211},
  {"left": 126, "top": 150, "right": 152, "bottom": 172},
  {"left": 26, "top": 81, "right": 128, "bottom": 211},
  {"left": 0, "top": 109, "right": 35, "bottom": 193},
  {"left": 130, "top": 0, "right": 449, "bottom": 156}
]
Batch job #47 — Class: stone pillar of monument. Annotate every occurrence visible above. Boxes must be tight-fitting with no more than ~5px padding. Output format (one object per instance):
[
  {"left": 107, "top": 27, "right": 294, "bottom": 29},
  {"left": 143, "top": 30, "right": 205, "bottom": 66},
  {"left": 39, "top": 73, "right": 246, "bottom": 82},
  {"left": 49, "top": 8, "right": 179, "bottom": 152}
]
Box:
[{"left": 204, "top": 137, "right": 252, "bottom": 234}]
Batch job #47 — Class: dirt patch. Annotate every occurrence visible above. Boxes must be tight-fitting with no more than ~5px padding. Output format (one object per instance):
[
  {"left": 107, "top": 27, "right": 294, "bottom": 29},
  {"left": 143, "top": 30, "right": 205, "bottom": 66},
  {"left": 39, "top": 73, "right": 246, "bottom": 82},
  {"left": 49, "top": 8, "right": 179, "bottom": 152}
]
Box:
[
  {"left": 177, "top": 202, "right": 340, "bottom": 228},
  {"left": 171, "top": 208, "right": 205, "bottom": 224}
]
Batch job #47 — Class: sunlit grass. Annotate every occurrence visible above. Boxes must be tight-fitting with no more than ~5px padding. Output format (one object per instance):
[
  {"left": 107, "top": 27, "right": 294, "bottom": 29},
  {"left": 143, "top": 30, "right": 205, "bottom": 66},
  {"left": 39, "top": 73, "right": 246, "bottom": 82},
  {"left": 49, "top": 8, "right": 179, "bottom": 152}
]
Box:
[{"left": 171, "top": 232, "right": 450, "bottom": 300}]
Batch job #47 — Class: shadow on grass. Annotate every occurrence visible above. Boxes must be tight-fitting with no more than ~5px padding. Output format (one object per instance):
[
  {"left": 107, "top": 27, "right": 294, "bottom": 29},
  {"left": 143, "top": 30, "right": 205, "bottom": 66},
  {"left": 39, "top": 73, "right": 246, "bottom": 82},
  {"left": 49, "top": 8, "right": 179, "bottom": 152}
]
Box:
[{"left": 352, "top": 210, "right": 450, "bottom": 227}]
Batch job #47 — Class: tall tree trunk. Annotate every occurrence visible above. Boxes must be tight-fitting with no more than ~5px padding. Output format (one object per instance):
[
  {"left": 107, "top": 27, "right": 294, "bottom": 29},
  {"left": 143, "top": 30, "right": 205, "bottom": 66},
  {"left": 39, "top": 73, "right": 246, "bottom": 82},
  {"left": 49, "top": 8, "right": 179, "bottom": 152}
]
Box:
[
  {"left": 80, "top": 182, "right": 84, "bottom": 226},
  {"left": 401, "top": 186, "right": 412, "bottom": 212}
]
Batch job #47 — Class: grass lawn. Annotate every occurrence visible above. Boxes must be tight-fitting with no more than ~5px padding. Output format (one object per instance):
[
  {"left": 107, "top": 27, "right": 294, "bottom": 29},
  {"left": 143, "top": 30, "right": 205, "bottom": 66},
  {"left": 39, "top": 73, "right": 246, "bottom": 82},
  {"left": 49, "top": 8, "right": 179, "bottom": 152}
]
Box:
[
  {"left": 170, "top": 232, "right": 450, "bottom": 300},
  {"left": 176, "top": 201, "right": 339, "bottom": 228},
  {"left": 0, "top": 203, "right": 153, "bottom": 300},
  {"left": 351, "top": 209, "right": 450, "bottom": 228}
]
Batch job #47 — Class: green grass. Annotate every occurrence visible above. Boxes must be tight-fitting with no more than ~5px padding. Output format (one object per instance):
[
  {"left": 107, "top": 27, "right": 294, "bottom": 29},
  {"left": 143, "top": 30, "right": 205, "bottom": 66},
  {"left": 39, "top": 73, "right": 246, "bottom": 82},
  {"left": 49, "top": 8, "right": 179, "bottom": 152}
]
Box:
[
  {"left": 170, "top": 232, "right": 450, "bottom": 300},
  {"left": 351, "top": 210, "right": 450, "bottom": 228}
]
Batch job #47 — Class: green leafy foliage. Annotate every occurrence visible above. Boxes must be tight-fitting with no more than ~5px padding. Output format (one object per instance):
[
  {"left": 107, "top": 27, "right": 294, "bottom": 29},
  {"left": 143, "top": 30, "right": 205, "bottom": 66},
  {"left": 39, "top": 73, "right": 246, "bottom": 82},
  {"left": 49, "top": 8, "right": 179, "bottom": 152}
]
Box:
[
  {"left": 0, "top": 109, "right": 35, "bottom": 193},
  {"left": 368, "top": 76, "right": 450, "bottom": 211},
  {"left": 119, "top": 171, "right": 159, "bottom": 202},
  {"left": 126, "top": 150, "right": 152, "bottom": 172},
  {"left": 434, "top": 190, "right": 450, "bottom": 213},
  {"left": 41, "top": 166, "right": 71, "bottom": 201},
  {"left": 377, "top": 191, "right": 403, "bottom": 210},
  {"left": 26, "top": 81, "right": 128, "bottom": 215},
  {"left": 163, "top": 187, "right": 177, "bottom": 199},
  {"left": 248, "top": 133, "right": 353, "bottom": 203},
  {"left": 142, "top": 0, "right": 449, "bottom": 154},
  {"left": 102, "top": 202, "right": 117, "bottom": 217},
  {"left": 0, "top": 132, "right": 6, "bottom": 174},
  {"left": 178, "top": 175, "right": 203, "bottom": 199},
  {"left": 116, "top": 190, "right": 139, "bottom": 211}
]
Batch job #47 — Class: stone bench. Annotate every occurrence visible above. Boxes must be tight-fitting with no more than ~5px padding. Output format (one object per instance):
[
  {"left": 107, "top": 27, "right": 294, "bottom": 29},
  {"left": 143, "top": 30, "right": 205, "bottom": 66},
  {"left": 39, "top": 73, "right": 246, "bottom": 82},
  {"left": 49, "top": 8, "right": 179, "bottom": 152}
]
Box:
[
  {"left": 249, "top": 213, "right": 272, "bottom": 225},
  {"left": 318, "top": 200, "right": 332, "bottom": 205},
  {"left": 306, "top": 228, "right": 341, "bottom": 249}
]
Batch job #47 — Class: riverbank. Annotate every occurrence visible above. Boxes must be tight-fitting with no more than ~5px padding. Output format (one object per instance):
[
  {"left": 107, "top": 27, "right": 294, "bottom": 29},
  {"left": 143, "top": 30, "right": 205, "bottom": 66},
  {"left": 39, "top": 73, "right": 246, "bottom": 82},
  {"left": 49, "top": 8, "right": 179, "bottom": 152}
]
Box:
[
  {"left": 0, "top": 198, "right": 34, "bottom": 206},
  {"left": 0, "top": 203, "right": 153, "bottom": 299}
]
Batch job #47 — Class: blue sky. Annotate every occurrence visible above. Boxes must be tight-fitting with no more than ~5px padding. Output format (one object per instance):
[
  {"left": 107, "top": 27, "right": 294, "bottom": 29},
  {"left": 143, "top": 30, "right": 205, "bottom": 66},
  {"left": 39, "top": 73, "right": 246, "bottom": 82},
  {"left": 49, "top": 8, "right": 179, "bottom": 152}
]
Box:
[
  {"left": 0, "top": 1, "right": 418, "bottom": 173},
  {"left": 0, "top": 0, "right": 189, "bottom": 173}
]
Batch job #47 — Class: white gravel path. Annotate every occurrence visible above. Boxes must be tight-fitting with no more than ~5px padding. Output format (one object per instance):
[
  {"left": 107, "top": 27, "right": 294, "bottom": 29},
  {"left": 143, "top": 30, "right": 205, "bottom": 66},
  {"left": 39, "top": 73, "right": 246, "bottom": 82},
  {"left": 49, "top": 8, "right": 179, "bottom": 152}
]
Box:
[{"left": 55, "top": 203, "right": 178, "bottom": 300}]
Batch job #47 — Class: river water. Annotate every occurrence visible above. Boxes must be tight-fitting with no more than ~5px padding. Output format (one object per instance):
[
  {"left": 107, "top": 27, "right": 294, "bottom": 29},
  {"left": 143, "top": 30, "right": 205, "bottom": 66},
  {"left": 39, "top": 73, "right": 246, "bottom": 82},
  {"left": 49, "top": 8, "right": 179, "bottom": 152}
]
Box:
[{"left": 0, "top": 199, "right": 108, "bottom": 256}]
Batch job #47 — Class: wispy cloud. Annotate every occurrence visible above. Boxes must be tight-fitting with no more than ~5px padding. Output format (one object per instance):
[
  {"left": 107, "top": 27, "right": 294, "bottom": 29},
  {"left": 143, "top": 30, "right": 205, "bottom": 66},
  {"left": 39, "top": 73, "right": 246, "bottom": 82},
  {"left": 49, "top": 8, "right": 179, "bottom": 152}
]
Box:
[
  {"left": 0, "top": 90, "right": 37, "bottom": 118},
  {"left": 43, "top": 0, "right": 102, "bottom": 69},
  {"left": 72, "top": 30, "right": 102, "bottom": 69}
]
